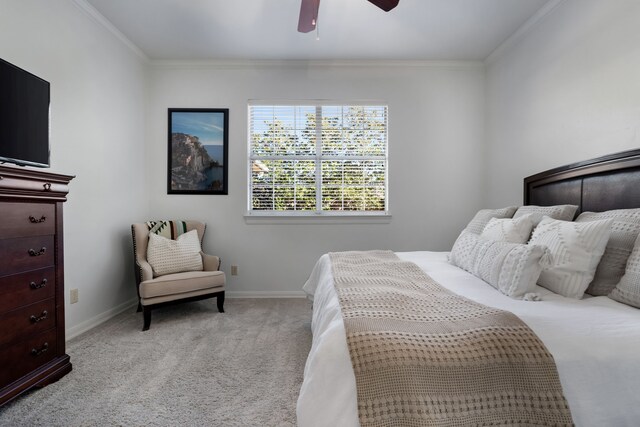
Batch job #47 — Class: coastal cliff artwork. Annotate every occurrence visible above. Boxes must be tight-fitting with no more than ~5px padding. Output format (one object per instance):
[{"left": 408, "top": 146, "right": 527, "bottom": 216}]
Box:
[{"left": 168, "top": 108, "right": 229, "bottom": 194}]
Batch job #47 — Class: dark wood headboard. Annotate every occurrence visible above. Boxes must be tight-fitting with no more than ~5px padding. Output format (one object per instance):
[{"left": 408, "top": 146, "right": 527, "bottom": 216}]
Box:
[{"left": 524, "top": 148, "right": 640, "bottom": 215}]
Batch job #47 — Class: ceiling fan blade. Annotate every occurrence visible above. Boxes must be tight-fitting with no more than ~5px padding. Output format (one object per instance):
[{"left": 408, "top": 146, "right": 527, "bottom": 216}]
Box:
[
  {"left": 367, "top": 0, "right": 399, "bottom": 12},
  {"left": 298, "top": 0, "right": 320, "bottom": 33}
]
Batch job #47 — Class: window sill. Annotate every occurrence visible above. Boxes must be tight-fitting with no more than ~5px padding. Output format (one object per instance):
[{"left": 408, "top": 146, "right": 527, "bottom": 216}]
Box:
[{"left": 244, "top": 213, "right": 392, "bottom": 225}]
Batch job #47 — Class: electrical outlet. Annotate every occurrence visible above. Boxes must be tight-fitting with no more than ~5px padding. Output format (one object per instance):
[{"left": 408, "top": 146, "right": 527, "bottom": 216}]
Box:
[
  {"left": 231, "top": 265, "right": 238, "bottom": 276},
  {"left": 70, "top": 288, "right": 79, "bottom": 304}
]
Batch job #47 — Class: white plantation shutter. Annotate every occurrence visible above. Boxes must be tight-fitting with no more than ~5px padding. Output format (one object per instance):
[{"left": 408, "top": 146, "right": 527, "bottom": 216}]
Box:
[{"left": 249, "top": 102, "right": 388, "bottom": 215}]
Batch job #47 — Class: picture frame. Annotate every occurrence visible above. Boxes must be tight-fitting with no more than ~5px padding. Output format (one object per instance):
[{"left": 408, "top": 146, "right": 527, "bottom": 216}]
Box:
[{"left": 167, "top": 108, "right": 229, "bottom": 195}]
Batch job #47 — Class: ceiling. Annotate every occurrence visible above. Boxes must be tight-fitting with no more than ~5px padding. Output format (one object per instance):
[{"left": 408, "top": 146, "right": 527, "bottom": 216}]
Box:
[{"left": 84, "top": 0, "right": 552, "bottom": 61}]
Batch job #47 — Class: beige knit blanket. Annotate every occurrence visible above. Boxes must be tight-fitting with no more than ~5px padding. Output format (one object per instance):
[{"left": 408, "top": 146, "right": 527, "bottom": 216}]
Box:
[{"left": 330, "top": 250, "right": 573, "bottom": 427}]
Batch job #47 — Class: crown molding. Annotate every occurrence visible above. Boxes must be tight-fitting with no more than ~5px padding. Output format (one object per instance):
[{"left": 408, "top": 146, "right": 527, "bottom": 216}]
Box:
[
  {"left": 485, "top": 0, "right": 566, "bottom": 65},
  {"left": 72, "top": 0, "right": 149, "bottom": 63},
  {"left": 67, "top": 0, "right": 564, "bottom": 69},
  {"left": 150, "top": 59, "right": 484, "bottom": 70}
]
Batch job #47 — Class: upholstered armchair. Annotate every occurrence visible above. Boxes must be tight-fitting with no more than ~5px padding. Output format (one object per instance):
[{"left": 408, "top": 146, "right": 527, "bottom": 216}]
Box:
[{"left": 131, "top": 221, "right": 225, "bottom": 331}]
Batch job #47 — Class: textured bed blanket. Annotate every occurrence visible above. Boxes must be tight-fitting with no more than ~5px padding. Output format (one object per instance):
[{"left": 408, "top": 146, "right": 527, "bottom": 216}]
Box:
[{"left": 330, "top": 250, "right": 573, "bottom": 427}]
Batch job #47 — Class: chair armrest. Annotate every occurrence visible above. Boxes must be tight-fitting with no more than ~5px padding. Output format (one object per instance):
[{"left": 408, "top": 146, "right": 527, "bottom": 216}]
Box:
[
  {"left": 136, "top": 259, "right": 154, "bottom": 282},
  {"left": 201, "top": 252, "right": 221, "bottom": 271}
]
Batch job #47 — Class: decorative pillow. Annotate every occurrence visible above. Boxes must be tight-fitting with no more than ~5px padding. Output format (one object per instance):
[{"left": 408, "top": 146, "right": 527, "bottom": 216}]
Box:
[
  {"left": 528, "top": 216, "right": 612, "bottom": 299},
  {"left": 449, "top": 230, "right": 549, "bottom": 298},
  {"left": 480, "top": 214, "right": 534, "bottom": 244},
  {"left": 465, "top": 206, "right": 518, "bottom": 235},
  {"left": 609, "top": 233, "right": 640, "bottom": 308},
  {"left": 147, "top": 229, "right": 203, "bottom": 277},
  {"left": 575, "top": 209, "right": 640, "bottom": 296},
  {"left": 147, "top": 220, "right": 188, "bottom": 240},
  {"left": 512, "top": 204, "right": 578, "bottom": 226}
]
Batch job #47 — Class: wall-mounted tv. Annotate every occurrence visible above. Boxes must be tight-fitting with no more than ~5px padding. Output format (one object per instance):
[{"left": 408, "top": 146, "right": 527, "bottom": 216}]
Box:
[{"left": 0, "top": 57, "right": 50, "bottom": 168}]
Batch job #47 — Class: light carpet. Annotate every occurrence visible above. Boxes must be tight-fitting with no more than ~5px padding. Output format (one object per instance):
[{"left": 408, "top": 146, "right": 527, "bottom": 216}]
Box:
[{"left": 0, "top": 298, "right": 312, "bottom": 426}]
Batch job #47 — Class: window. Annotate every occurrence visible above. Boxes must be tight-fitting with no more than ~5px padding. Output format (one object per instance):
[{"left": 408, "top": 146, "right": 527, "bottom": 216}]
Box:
[{"left": 248, "top": 102, "right": 388, "bottom": 216}]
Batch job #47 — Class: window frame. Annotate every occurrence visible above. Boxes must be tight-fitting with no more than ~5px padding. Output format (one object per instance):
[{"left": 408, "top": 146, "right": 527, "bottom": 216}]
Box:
[{"left": 246, "top": 100, "right": 390, "bottom": 218}]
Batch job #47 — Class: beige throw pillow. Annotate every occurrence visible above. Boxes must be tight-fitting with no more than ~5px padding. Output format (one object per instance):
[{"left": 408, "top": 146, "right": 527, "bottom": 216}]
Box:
[
  {"left": 465, "top": 206, "right": 518, "bottom": 235},
  {"left": 480, "top": 214, "right": 534, "bottom": 244},
  {"left": 147, "top": 229, "right": 203, "bottom": 277},
  {"left": 609, "top": 233, "right": 640, "bottom": 308},
  {"left": 576, "top": 209, "right": 640, "bottom": 296},
  {"left": 449, "top": 230, "right": 549, "bottom": 299},
  {"left": 529, "top": 216, "right": 612, "bottom": 299},
  {"left": 513, "top": 204, "right": 578, "bottom": 226}
]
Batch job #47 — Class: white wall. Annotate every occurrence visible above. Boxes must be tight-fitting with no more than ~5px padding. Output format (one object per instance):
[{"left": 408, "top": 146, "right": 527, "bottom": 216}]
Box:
[
  {"left": 485, "top": 0, "right": 640, "bottom": 207},
  {"left": 0, "top": 0, "right": 148, "bottom": 336},
  {"left": 147, "top": 62, "right": 486, "bottom": 295}
]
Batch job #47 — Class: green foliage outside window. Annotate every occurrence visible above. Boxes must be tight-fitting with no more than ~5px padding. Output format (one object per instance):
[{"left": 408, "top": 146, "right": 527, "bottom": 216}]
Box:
[{"left": 250, "top": 105, "right": 387, "bottom": 213}]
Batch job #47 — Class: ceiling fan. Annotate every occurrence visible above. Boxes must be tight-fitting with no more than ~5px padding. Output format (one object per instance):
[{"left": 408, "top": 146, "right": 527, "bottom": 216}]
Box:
[{"left": 298, "top": 0, "right": 400, "bottom": 33}]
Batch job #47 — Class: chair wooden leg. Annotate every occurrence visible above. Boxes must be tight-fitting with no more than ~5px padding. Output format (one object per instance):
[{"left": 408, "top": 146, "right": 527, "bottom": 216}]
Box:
[
  {"left": 142, "top": 306, "right": 151, "bottom": 331},
  {"left": 136, "top": 301, "right": 142, "bottom": 312},
  {"left": 217, "top": 292, "right": 225, "bottom": 313}
]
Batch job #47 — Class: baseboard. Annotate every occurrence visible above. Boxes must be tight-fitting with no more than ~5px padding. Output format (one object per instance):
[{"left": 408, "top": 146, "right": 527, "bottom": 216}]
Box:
[
  {"left": 66, "top": 298, "right": 138, "bottom": 341},
  {"left": 226, "top": 291, "right": 307, "bottom": 298},
  {"left": 65, "top": 292, "right": 306, "bottom": 339}
]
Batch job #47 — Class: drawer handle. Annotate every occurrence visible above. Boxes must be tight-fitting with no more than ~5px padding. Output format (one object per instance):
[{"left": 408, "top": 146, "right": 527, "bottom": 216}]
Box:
[
  {"left": 31, "top": 342, "right": 49, "bottom": 356},
  {"left": 30, "top": 278, "right": 48, "bottom": 289},
  {"left": 28, "top": 247, "right": 47, "bottom": 257},
  {"left": 29, "top": 215, "right": 47, "bottom": 223},
  {"left": 30, "top": 310, "right": 48, "bottom": 323},
  {"left": 43, "top": 182, "right": 52, "bottom": 191}
]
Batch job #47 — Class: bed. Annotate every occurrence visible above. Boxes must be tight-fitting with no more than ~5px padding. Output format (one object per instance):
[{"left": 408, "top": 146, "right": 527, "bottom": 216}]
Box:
[{"left": 297, "top": 149, "right": 640, "bottom": 427}]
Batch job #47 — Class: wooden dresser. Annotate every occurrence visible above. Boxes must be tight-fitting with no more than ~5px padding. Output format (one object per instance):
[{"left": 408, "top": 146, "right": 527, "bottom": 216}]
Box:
[{"left": 0, "top": 165, "right": 74, "bottom": 406}]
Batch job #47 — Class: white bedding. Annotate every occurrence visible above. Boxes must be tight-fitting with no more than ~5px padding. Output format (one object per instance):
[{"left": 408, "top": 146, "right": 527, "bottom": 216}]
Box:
[{"left": 297, "top": 251, "right": 640, "bottom": 427}]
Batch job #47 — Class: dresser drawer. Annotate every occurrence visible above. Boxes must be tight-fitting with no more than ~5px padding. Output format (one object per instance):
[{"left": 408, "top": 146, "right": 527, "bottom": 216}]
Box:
[
  {"left": 0, "top": 267, "right": 55, "bottom": 314},
  {"left": 0, "top": 236, "right": 54, "bottom": 276},
  {"left": 0, "top": 328, "right": 56, "bottom": 387},
  {"left": 0, "top": 298, "right": 56, "bottom": 348},
  {"left": 0, "top": 202, "right": 55, "bottom": 239}
]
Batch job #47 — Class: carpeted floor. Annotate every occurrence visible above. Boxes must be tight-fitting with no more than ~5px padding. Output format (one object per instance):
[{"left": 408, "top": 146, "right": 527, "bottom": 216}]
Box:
[{"left": 0, "top": 298, "right": 312, "bottom": 427}]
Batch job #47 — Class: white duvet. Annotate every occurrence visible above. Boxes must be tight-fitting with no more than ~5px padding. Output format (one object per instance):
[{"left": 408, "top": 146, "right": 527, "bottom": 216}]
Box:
[{"left": 297, "top": 251, "right": 640, "bottom": 427}]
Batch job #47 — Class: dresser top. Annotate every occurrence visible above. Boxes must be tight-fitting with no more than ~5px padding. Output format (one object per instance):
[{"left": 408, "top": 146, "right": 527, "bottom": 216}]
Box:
[{"left": 0, "top": 165, "right": 74, "bottom": 202}]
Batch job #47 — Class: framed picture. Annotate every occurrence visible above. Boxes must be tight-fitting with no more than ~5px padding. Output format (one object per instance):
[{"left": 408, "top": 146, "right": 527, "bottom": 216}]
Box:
[{"left": 167, "top": 108, "right": 229, "bottom": 194}]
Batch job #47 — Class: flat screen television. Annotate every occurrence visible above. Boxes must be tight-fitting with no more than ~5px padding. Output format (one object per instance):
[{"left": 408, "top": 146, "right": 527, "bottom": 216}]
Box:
[{"left": 0, "top": 57, "right": 50, "bottom": 168}]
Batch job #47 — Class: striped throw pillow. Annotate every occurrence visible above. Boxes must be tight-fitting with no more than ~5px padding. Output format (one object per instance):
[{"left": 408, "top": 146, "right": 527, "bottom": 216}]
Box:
[
  {"left": 146, "top": 220, "right": 188, "bottom": 240},
  {"left": 609, "top": 233, "right": 640, "bottom": 308},
  {"left": 576, "top": 209, "right": 640, "bottom": 296}
]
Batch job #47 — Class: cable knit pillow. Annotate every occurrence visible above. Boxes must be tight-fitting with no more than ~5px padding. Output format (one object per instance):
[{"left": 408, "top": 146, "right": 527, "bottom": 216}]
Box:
[
  {"left": 465, "top": 206, "right": 518, "bottom": 235},
  {"left": 147, "top": 229, "right": 203, "bottom": 277},
  {"left": 513, "top": 204, "right": 578, "bottom": 226},
  {"left": 575, "top": 209, "right": 640, "bottom": 296},
  {"left": 528, "top": 216, "right": 612, "bottom": 299},
  {"left": 609, "top": 233, "right": 640, "bottom": 308},
  {"left": 449, "top": 230, "right": 549, "bottom": 298},
  {"left": 480, "top": 214, "right": 534, "bottom": 244}
]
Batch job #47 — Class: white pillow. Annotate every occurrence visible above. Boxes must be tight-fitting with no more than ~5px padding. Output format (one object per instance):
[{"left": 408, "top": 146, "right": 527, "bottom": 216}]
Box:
[
  {"left": 575, "top": 209, "right": 640, "bottom": 296},
  {"left": 147, "top": 229, "right": 203, "bottom": 277},
  {"left": 465, "top": 206, "right": 518, "bottom": 235},
  {"left": 513, "top": 204, "right": 578, "bottom": 226},
  {"left": 609, "top": 233, "right": 640, "bottom": 308},
  {"left": 449, "top": 230, "right": 549, "bottom": 299},
  {"left": 480, "top": 214, "right": 534, "bottom": 244},
  {"left": 528, "top": 216, "right": 612, "bottom": 299}
]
